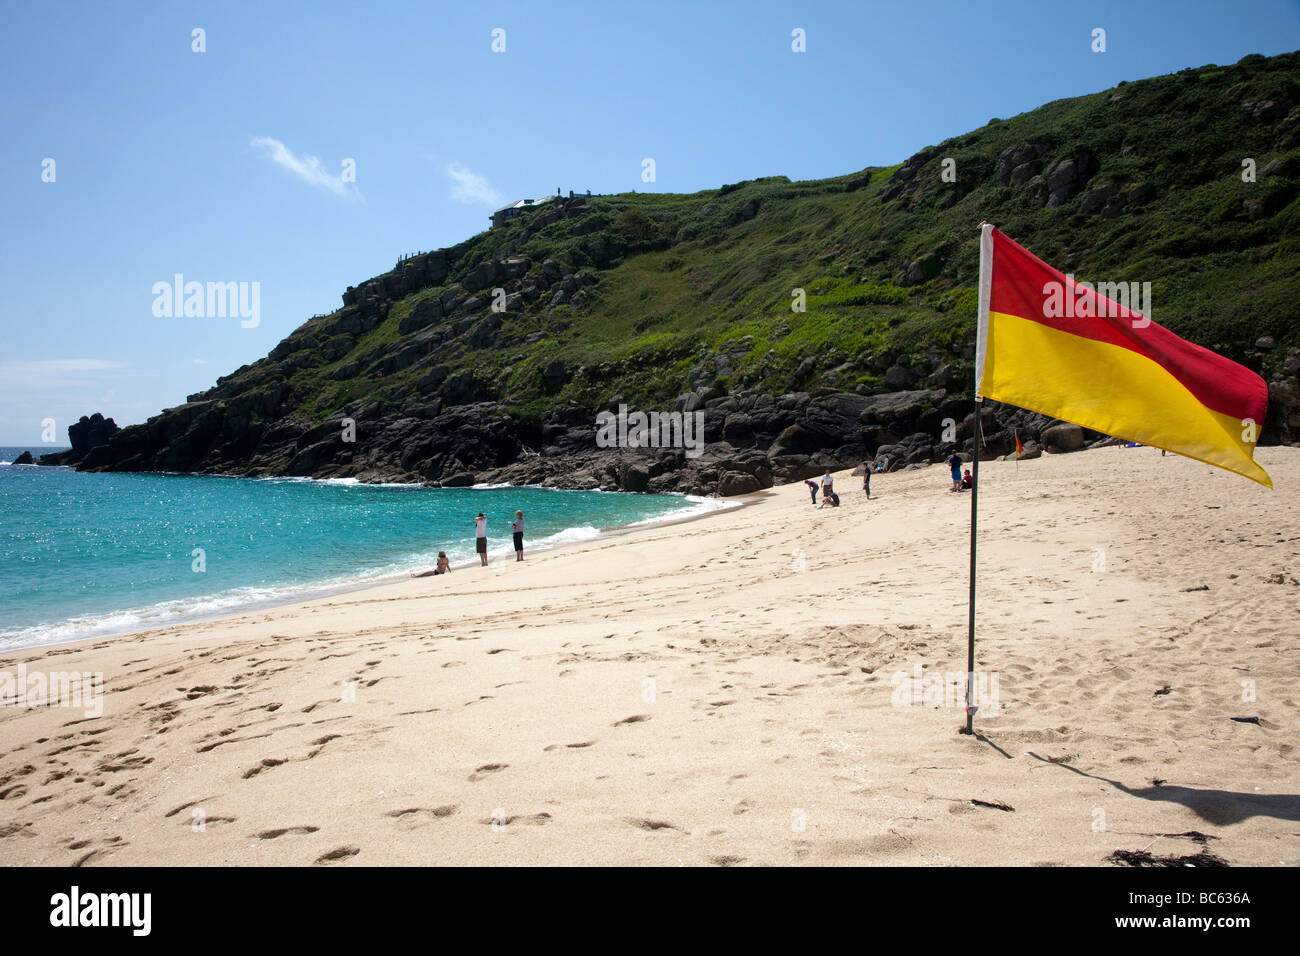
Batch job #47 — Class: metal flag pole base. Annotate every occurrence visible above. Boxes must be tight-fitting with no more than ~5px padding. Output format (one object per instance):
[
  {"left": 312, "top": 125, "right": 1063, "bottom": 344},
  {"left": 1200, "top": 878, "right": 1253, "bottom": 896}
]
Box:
[{"left": 960, "top": 397, "right": 983, "bottom": 736}]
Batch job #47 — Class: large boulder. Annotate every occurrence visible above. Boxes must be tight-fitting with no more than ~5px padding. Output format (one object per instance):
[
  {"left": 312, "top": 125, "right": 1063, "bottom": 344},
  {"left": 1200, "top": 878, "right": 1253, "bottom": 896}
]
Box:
[
  {"left": 1041, "top": 422, "right": 1085, "bottom": 452},
  {"left": 994, "top": 143, "right": 1047, "bottom": 185},
  {"left": 620, "top": 463, "right": 650, "bottom": 492},
  {"left": 771, "top": 423, "right": 831, "bottom": 456},
  {"left": 398, "top": 297, "right": 443, "bottom": 334},
  {"left": 440, "top": 369, "right": 477, "bottom": 404},
  {"left": 718, "top": 470, "right": 762, "bottom": 496},
  {"left": 858, "top": 389, "right": 946, "bottom": 427},
  {"left": 1043, "top": 150, "right": 1098, "bottom": 207},
  {"left": 462, "top": 261, "right": 500, "bottom": 293},
  {"left": 68, "top": 413, "right": 120, "bottom": 454}
]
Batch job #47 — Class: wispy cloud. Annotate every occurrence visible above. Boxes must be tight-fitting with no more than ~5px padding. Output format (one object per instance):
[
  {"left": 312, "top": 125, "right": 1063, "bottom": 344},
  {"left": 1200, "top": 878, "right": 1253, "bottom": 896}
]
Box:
[
  {"left": 446, "top": 162, "right": 504, "bottom": 206},
  {"left": 0, "top": 359, "right": 124, "bottom": 390},
  {"left": 251, "top": 137, "right": 357, "bottom": 198}
]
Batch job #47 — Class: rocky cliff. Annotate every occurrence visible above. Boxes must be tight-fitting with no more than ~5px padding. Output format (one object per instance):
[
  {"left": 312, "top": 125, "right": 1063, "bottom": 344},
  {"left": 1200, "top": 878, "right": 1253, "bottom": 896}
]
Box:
[{"left": 43, "top": 51, "right": 1300, "bottom": 492}]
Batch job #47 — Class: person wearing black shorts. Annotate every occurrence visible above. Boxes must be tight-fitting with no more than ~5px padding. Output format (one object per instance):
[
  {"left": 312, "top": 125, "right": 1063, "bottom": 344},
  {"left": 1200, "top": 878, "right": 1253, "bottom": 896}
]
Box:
[
  {"left": 511, "top": 510, "right": 525, "bottom": 561},
  {"left": 474, "top": 512, "right": 488, "bottom": 566}
]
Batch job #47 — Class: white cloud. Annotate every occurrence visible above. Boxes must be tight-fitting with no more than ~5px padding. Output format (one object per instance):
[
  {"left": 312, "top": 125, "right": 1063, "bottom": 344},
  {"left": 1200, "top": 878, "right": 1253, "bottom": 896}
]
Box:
[
  {"left": 193, "top": 358, "right": 207, "bottom": 365},
  {"left": 251, "top": 137, "right": 357, "bottom": 198},
  {"left": 0, "top": 359, "right": 124, "bottom": 389},
  {"left": 446, "top": 162, "right": 504, "bottom": 206}
]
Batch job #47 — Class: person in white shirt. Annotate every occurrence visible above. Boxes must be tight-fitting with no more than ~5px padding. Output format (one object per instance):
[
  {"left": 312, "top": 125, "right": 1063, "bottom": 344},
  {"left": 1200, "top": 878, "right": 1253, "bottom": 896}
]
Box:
[
  {"left": 474, "top": 512, "right": 488, "bottom": 566},
  {"left": 511, "top": 510, "right": 525, "bottom": 561}
]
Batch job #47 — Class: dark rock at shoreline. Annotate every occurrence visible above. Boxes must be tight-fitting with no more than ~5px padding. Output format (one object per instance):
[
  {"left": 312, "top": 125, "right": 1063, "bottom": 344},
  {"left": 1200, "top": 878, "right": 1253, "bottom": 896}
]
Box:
[
  {"left": 12, "top": 450, "right": 34, "bottom": 465},
  {"left": 52, "top": 358, "right": 1265, "bottom": 496},
  {"left": 37, "top": 413, "right": 120, "bottom": 467}
]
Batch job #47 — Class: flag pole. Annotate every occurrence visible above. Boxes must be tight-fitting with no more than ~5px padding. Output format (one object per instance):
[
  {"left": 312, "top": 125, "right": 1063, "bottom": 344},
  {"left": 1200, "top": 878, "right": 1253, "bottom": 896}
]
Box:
[
  {"left": 963, "top": 400, "right": 981, "bottom": 735},
  {"left": 964, "top": 222, "right": 994, "bottom": 735}
]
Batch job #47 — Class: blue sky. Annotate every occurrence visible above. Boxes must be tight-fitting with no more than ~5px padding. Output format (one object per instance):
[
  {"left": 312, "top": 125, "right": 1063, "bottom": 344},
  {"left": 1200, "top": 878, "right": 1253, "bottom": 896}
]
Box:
[{"left": 2, "top": 0, "right": 1298, "bottom": 444}]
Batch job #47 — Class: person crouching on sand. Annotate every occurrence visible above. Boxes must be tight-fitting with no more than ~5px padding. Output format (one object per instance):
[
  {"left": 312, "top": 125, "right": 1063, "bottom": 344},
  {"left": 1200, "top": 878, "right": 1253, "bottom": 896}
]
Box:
[
  {"left": 412, "top": 550, "right": 452, "bottom": 578},
  {"left": 511, "top": 510, "right": 524, "bottom": 561},
  {"left": 474, "top": 512, "right": 488, "bottom": 566}
]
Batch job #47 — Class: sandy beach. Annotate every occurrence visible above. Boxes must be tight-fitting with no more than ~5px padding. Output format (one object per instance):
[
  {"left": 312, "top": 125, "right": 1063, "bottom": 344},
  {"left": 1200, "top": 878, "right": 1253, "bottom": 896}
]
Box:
[{"left": 2, "top": 445, "right": 1297, "bottom": 867}]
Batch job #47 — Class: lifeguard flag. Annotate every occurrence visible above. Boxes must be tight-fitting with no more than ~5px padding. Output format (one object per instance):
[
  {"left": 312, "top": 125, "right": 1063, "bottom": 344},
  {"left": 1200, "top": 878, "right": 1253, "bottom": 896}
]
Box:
[{"left": 976, "top": 224, "right": 1271, "bottom": 487}]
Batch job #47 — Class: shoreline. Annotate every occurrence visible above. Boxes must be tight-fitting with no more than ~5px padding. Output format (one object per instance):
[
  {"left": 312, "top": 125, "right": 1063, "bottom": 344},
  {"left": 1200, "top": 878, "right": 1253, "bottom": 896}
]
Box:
[
  {"left": 0, "top": 486, "right": 749, "bottom": 660},
  {"left": 2, "top": 445, "right": 1295, "bottom": 866}
]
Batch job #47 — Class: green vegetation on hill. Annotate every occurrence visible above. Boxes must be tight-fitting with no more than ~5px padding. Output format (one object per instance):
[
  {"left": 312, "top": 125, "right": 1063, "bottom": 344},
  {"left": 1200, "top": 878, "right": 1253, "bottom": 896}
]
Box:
[{"left": 201, "top": 50, "right": 1300, "bottom": 426}]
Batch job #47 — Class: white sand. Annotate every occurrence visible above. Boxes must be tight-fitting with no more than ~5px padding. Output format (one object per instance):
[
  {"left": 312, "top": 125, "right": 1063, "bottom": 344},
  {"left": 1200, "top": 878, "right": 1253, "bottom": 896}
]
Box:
[{"left": 2, "top": 445, "right": 1297, "bottom": 866}]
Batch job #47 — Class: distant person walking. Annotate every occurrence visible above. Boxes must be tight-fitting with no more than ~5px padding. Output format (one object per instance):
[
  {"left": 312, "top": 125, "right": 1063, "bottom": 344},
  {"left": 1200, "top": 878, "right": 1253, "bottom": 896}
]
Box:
[
  {"left": 474, "top": 512, "right": 488, "bottom": 566},
  {"left": 511, "top": 510, "right": 525, "bottom": 561},
  {"left": 947, "top": 451, "right": 963, "bottom": 492},
  {"left": 862, "top": 463, "right": 871, "bottom": 499}
]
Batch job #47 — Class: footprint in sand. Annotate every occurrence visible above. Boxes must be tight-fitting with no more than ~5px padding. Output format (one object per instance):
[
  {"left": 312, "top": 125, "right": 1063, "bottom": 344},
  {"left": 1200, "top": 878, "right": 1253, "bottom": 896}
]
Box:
[
  {"left": 314, "top": 846, "right": 360, "bottom": 864},
  {"left": 479, "top": 812, "right": 552, "bottom": 826},
  {"left": 467, "top": 763, "right": 508, "bottom": 782},
  {"left": 613, "top": 715, "right": 651, "bottom": 726},
  {"left": 255, "top": 826, "right": 320, "bottom": 839},
  {"left": 625, "top": 817, "right": 685, "bottom": 833},
  {"left": 386, "top": 806, "right": 457, "bottom": 823},
  {"left": 242, "top": 758, "right": 287, "bottom": 779}
]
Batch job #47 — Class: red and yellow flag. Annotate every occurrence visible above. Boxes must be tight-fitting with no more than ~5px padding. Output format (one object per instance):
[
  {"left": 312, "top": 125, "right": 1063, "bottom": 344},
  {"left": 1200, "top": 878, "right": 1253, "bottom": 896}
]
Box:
[
  {"left": 976, "top": 224, "right": 1271, "bottom": 486},
  {"left": 1014, "top": 430, "right": 1024, "bottom": 458}
]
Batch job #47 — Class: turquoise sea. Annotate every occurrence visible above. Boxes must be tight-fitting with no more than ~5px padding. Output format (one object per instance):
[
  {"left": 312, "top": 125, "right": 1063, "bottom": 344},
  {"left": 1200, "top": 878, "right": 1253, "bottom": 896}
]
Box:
[{"left": 0, "top": 447, "right": 718, "bottom": 652}]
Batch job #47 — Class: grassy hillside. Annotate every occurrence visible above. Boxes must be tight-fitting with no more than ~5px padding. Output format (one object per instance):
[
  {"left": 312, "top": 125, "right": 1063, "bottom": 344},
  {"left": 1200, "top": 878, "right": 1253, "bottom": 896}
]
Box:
[{"left": 198, "top": 50, "right": 1300, "bottom": 429}]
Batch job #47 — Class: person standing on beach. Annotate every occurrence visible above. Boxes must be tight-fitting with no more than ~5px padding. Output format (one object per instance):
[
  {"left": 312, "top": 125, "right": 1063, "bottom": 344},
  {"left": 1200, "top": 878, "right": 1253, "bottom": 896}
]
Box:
[
  {"left": 474, "top": 512, "right": 488, "bottom": 566},
  {"left": 511, "top": 510, "right": 525, "bottom": 561},
  {"left": 947, "top": 450, "right": 963, "bottom": 492},
  {"left": 862, "top": 463, "right": 871, "bottom": 500},
  {"left": 821, "top": 469, "right": 834, "bottom": 499},
  {"left": 805, "top": 479, "right": 819, "bottom": 504}
]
